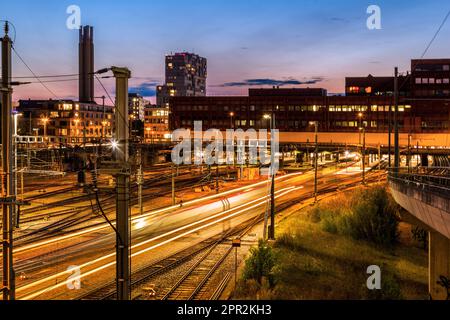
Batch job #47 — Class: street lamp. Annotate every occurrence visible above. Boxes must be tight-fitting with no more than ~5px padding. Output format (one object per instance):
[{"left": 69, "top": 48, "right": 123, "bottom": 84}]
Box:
[
  {"left": 229, "top": 112, "right": 235, "bottom": 129},
  {"left": 102, "top": 120, "right": 108, "bottom": 139},
  {"left": 309, "top": 121, "right": 319, "bottom": 203},
  {"left": 41, "top": 117, "right": 49, "bottom": 142},
  {"left": 262, "top": 113, "right": 275, "bottom": 240},
  {"left": 358, "top": 112, "right": 363, "bottom": 145},
  {"left": 359, "top": 126, "right": 366, "bottom": 185}
]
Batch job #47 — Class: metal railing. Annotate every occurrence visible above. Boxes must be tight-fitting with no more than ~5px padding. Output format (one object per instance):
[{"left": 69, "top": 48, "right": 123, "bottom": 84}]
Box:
[{"left": 388, "top": 167, "right": 450, "bottom": 212}]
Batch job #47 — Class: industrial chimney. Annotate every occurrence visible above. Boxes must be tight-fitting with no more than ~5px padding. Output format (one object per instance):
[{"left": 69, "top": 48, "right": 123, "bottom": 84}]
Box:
[{"left": 79, "top": 25, "right": 94, "bottom": 103}]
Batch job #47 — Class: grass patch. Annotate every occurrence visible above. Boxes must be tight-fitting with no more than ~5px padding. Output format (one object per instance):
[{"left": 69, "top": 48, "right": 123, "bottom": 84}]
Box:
[{"left": 235, "top": 185, "right": 428, "bottom": 300}]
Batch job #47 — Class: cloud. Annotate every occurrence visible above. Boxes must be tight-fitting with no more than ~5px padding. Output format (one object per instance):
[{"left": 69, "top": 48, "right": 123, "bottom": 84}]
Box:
[
  {"left": 218, "top": 77, "right": 324, "bottom": 88},
  {"left": 129, "top": 81, "right": 159, "bottom": 97},
  {"left": 330, "top": 17, "right": 349, "bottom": 23}
]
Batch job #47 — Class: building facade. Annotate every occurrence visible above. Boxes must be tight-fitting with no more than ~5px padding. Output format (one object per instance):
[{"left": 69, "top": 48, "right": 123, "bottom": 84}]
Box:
[
  {"left": 144, "top": 104, "right": 170, "bottom": 143},
  {"left": 157, "top": 52, "right": 207, "bottom": 107},
  {"left": 128, "top": 93, "right": 148, "bottom": 121},
  {"left": 17, "top": 100, "right": 114, "bottom": 145},
  {"left": 170, "top": 59, "right": 450, "bottom": 134}
]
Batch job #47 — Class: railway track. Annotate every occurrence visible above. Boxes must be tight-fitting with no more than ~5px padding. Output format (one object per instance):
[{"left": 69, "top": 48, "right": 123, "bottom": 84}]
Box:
[
  {"left": 75, "top": 169, "right": 386, "bottom": 301},
  {"left": 160, "top": 241, "right": 234, "bottom": 300},
  {"left": 77, "top": 229, "right": 243, "bottom": 300}
]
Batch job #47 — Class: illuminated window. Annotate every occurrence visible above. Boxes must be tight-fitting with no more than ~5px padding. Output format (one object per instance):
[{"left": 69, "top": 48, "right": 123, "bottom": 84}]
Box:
[{"left": 365, "top": 87, "right": 372, "bottom": 94}]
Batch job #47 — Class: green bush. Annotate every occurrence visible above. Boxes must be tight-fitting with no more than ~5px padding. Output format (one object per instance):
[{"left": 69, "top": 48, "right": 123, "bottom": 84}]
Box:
[
  {"left": 342, "top": 187, "right": 399, "bottom": 246},
  {"left": 366, "top": 271, "right": 403, "bottom": 300},
  {"left": 411, "top": 226, "right": 428, "bottom": 250},
  {"left": 242, "top": 240, "right": 275, "bottom": 285},
  {"left": 312, "top": 186, "right": 400, "bottom": 246}
]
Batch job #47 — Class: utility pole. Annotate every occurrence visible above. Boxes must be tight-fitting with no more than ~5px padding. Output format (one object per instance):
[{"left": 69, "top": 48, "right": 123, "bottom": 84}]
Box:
[
  {"left": 216, "top": 164, "right": 219, "bottom": 194},
  {"left": 172, "top": 164, "right": 176, "bottom": 206},
  {"left": 269, "top": 112, "right": 276, "bottom": 240},
  {"left": 137, "top": 145, "right": 143, "bottom": 216},
  {"left": 407, "top": 134, "right": 411, "bottom": 172},
  {"left": 112, "top": 66, "right": 131, "bottom": 300},
  {"left": 388, "top": 95, "right": 392, "bottom": 168},
  {"left": 394, "top": 67, "right": 400, "bottom": 170},
  {"left": 313, "top": 122, "right": 319, "bottom": 203},
  {"left": 378, "top": 144, "right": 381, "bottom": 171},
  {"left": 362, "top": 126, "right": 366, "bottom": 185},
  {"left": 1, "top": 21, "right": 15, "bottom": 300}
]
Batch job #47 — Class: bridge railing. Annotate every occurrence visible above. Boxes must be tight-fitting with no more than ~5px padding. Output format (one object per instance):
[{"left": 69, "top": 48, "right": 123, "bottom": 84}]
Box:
[{"left": 388, "top": 167, "right": 450, "bottom": 212}]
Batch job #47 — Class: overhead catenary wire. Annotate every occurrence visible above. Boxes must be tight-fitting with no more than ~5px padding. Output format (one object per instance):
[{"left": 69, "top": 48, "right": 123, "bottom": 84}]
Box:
[
  {"left": 12, "top": 45, "right": 59, "bottom": 98},
  {"left": 398, "top": 8, "right": 450, "bottom": 90}
]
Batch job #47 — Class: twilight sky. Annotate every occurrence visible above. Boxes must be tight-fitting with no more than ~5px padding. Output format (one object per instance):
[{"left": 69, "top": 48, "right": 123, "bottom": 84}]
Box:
[{"left": 2, "top": 0, "right": 450, "bottom": 103}]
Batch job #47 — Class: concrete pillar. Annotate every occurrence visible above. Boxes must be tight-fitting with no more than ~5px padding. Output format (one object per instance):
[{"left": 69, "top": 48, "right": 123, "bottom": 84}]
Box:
[{"left": 429, "top": 231, "right": 450, "bottom": 300}]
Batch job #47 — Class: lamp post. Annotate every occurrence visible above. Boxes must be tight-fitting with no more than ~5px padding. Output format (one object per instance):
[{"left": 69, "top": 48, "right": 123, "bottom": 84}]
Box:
[
  {"left": 41, "top": 117, "right": 49, "bottom": 142},
  {"left": 358, "top": 112, "right": 363, "bottom": 145},
  {"left": 229, "top": 112, "right": 235, "bottom": 129},
  {"left": 310, "top": 121, "right": 319, "bottom": 203},
  {"left": 263, "top": 113, "right": 275, "bottom": 240},
  {"left": 359, "top": 126, "right": 366, "bottom": 185},
  {"left": 102, "top": 120, "right": 108, "bottom": 140}
]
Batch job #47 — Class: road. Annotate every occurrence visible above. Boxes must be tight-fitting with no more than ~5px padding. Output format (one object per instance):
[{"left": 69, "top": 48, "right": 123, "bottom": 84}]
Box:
[{"left": 2, "top": 162, "right": 385, "bottom": 300}]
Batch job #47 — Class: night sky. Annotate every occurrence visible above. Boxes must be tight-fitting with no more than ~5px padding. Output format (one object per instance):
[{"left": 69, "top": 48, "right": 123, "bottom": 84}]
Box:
[{"left": 2, "top": 0, "right": 450, "bottom": 103}]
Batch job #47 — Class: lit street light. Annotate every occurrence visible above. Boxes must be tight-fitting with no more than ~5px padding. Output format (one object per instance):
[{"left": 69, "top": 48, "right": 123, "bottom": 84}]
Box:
[
  {"left": 359, "top": 126, "right": 366, "bottom": 185},
  {"left": 41, "top": 117, "right": 49, "bottom": 143},
  {"left": 229, "top": 112, "right": 235, "bottom": 129}
]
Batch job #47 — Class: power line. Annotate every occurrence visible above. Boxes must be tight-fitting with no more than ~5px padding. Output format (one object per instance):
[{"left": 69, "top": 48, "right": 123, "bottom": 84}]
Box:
[
  {"left": 12, "top": 46, "right": 59, "bottom": 98},
  {"left": 11, "top": 73, "right": 79, "bottom": 79},
  {"left": 0, "top": 78, "right": 79, "bottom": 84},
  {"left": 420, "top": 9, "right": 450, "bottom": 59},
  {"left": 398, "top": 8, "right": 450, "bottom": 91}
]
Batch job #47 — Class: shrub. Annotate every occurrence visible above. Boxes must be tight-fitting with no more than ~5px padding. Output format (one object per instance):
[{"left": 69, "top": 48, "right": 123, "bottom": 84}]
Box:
[
  {"left": 411, "top": 226, "right": 428, "bottom": 250},
  {"left": 344, "top": 187, "right": 399, "bottom": 246},
  {"left": 242, "top": 240, "right": 275, "bottom": 285},
  {"left": 366, "top": 271, "right": 403, "bottom": 300},
  {"left": 315, "top": 186, "right": 400, "bottom": 246}
]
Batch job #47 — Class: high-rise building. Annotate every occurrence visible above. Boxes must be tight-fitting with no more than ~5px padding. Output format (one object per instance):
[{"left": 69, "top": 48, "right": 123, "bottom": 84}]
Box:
[
  {"left": 79, "top": 25, "right": 94, "bottom": 103},
  {"left": 157, "top": 52, "right": 207, "bottom": 107}
]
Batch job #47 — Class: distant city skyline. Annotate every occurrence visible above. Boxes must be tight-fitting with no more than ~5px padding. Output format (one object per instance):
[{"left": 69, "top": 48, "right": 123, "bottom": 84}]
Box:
[{"left": 2, "top": 0, "right": 450, "bottom": 104}]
